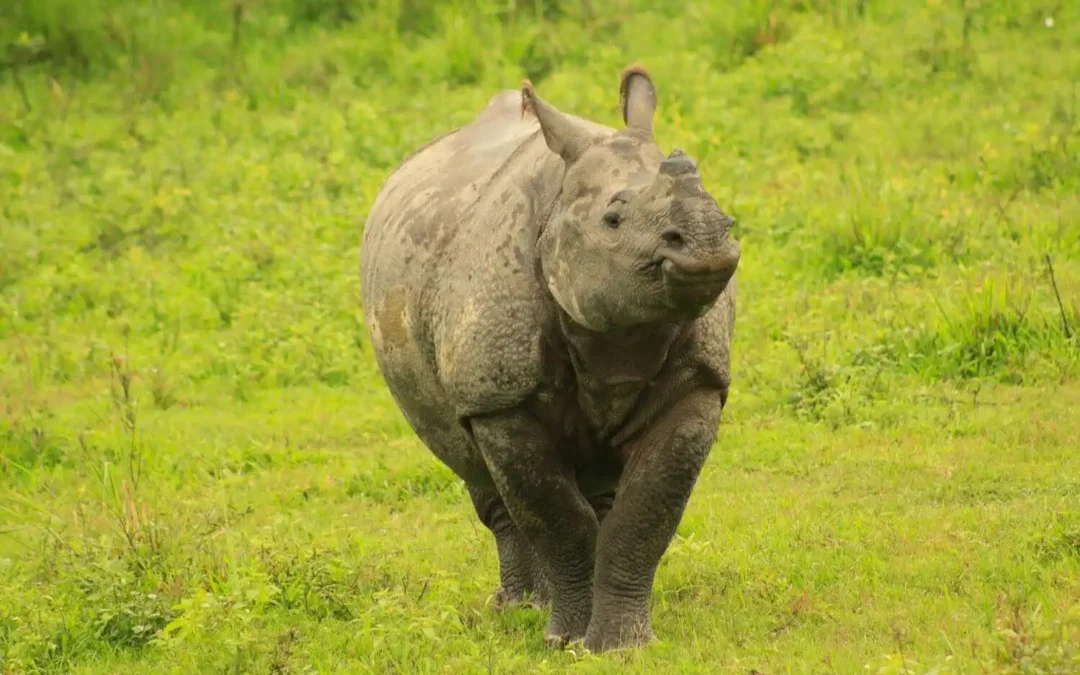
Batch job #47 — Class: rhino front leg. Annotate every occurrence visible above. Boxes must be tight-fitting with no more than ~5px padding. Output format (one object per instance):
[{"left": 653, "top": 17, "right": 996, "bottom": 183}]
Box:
[
  {"left": 469, "top": 409, "right": 599, "bottom": 646},
  {"left": 584, "top": 387, "right": 725, "bottom": 652},
  {"left": 468, "top": 486, "right": 550, "bottom": 609}
]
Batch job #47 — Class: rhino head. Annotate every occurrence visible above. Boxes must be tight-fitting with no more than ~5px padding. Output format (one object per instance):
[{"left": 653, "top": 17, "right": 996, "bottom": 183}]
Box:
[{"left": 523, "top": 67, "right": 741, "bottom": 332}]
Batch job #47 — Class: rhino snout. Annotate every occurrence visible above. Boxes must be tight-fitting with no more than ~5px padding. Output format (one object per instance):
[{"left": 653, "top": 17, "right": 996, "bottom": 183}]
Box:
[{"left": 657, "top": 237, "right": 740, "bottom": 311}]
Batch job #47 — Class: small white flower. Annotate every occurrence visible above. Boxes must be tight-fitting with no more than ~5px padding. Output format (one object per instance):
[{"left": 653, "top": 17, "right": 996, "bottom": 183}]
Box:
[{"left": 1045, "top": 16, "right": 1054, "bottom": 28}]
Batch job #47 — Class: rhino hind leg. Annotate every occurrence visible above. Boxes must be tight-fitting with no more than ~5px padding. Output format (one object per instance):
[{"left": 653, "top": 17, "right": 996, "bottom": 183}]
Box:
[{"left": 469, "top": 486, "right": 551, "bottom": 610}]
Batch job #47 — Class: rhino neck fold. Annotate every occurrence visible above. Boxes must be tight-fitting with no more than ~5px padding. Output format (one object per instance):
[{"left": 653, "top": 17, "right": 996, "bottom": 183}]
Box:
[{"left": 551, "top": 306, "right": 687, "bottom": 440}]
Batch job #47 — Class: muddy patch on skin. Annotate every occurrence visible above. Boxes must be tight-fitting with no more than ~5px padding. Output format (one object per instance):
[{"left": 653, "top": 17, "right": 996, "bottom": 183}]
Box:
[{"left": 375, "top": 287, "right": 411, "bottom": 349}]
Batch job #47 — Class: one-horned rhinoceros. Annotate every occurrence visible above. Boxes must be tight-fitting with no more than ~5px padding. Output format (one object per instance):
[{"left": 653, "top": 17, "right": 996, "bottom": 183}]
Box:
[{"left": 359, "top": 66, "right": 740, "bottom": 652}]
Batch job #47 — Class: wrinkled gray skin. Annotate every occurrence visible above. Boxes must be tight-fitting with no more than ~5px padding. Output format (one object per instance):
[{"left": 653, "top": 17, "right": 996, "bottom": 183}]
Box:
[{"left": 360, "top": 67, "right": 740, "bottom": 653}]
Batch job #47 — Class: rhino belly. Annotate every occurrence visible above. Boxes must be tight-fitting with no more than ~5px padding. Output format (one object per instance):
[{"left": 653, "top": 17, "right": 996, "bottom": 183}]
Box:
[{"left": 387, "top": 367, "right": 487, "bottom": 485}]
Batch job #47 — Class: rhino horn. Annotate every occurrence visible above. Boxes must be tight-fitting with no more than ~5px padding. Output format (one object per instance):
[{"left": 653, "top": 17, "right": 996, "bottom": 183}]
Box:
[
  {"left": 521, "top": 79, "right": 591, "bottom": 163},
  {"left": 659, "top": 148, "right": 699, "bottom": 177},
  {"left": 620, "top": 65, "right": 657, "bottom": 138}
]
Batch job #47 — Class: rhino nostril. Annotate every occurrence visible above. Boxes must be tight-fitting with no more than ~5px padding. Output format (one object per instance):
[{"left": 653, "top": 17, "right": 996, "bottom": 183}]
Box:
[{"left": 661, "top": 229, "right": 684, "bottom": 246}]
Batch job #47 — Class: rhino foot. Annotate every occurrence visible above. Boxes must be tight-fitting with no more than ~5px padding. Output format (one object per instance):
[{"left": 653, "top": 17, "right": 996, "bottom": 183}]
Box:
[
  {"left": 543, "top": 626, "right": 583, "bottom": 650},
  {"left": 541, "top": 602, "right": 591, "bottom": 649},
  {"left": 491, "top": 584, "right": 549, "bottom": 611},
  {"left": 582, "top": 611, "right": 656, "bottom": 653}
]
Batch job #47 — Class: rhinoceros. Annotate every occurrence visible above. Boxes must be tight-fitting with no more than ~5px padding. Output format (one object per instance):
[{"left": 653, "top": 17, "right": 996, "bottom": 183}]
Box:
[{"left": 360, "top": 66, "right": 740, "bottom": 652}]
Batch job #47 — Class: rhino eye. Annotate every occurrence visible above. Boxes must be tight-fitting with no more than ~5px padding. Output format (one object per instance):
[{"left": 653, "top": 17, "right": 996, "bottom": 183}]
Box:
[{"left": 602, "top": 211, "right": 622, "bottom": 228}]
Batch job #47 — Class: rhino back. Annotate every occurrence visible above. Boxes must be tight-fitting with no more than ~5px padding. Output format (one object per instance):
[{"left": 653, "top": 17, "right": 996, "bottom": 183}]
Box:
[{"left": 361, "top": 91, "right": 612, "bottom": 422}]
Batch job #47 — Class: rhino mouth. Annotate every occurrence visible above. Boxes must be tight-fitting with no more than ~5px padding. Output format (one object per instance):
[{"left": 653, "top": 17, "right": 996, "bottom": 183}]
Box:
[
  {"left": 661, "top": 257, "right": 734, "bottom": 287},
  {"left": 639, "top": 258, "right": 665, "bottom": 275}
]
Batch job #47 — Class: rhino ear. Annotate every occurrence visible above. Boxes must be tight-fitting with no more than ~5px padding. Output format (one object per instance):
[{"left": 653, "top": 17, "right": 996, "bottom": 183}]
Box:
[
  {"left": 619, "top": 65, "right": 657, "bottom": 138},
  {"left": 521, "top": 79, "right": 590, "bottom": 163}
]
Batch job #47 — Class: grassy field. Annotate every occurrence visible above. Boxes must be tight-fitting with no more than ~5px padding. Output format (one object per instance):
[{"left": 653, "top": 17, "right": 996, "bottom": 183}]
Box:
[{"left": 2, "top": 0, "right": 1079, "bottom": 672}]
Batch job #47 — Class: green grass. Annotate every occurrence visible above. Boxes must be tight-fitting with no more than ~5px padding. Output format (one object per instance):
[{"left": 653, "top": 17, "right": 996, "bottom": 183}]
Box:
[{"left": 2, "top": 0, "right": 1079, "bottom": 672}]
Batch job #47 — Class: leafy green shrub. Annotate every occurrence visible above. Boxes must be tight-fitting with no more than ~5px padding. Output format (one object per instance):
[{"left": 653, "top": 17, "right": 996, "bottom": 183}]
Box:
[
  {"left": 877, "top": 273, "right": 1079, "bottom": 383},
  {"left": 1, "top": 0, "right": 114, "bottom": 73},
  {"left": 1, "top": 0, "right": 228, "bottom": 81},
  {"left": 0, "top": 412, "right": 66, "bottom": 476},
  {"left": 814, "top": 172, "right": 965, "bottom": 279},
  {"left": 991, "top": 603, "right": 1080, "bottom": 674}
]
